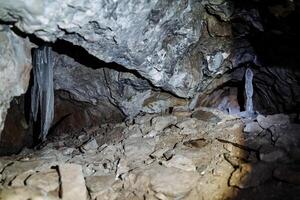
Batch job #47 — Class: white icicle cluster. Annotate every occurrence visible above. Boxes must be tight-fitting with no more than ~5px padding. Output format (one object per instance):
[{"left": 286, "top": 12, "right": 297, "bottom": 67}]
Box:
[{"left": 31, "top": 46, "right": 54, "bottom": 141}]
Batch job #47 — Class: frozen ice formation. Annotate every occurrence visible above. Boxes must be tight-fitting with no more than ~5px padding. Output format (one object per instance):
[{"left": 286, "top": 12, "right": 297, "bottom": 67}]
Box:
[
  {"left": 245, "top": 68, "right": 254, "bottom": 113},
  {"left": 31, "top": 46, "right": 54, "bottom": 141}
]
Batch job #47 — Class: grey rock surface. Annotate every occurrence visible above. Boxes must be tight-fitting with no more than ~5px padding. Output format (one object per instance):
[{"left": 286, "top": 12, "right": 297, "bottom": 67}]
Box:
[
  {"left": 53, "top": 52, "right": 157, "bottom": 117},
  {"left": 0, "top": 0, "right": 258, "bottom": 99},
  {"left": 0, "top": 0, "right": 204, "bottom": 97},
  {"left": 0, "top": 26, "right": 32, "bottom": 135}
]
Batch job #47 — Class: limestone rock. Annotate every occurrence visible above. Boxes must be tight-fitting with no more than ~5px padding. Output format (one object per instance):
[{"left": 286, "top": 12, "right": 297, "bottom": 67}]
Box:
[
  {"left": 244, "top": 121, "right": 263, "bottom": 134},
  {"left": 86, "top": 175, "right": 115, "bottom": 193},
  {"left": 123, "top": 137, "right": 155, "bottom": 163},
  {"left": 53, "top": 52, "right": 153, "bottom": 117},
  {"left": 58, "top": 164, "right": 87, "bottom": 200},
  {"left": 80, "top": 139, "right": 99, "bottom": 154},
  {"left": 1, "top": 160, "right": 45, "bottom": 185},
  {"left": 162, "top": 154, "right": 196, "bottom": 172},
  {"left": 0, "top": 0, "right": 261, "bottom": 104},
  {"left": 257, "top": 114, "right": 290, "bottom": 129},
  {"left": 25, "top": 169, "right": 60, "bottom": 193},
  {"left": 148, "top": 165, "right": 199, "bottom": 198},
  {"left": 0, "top": 186, "right": 59, "bottom": 200},
  {"left": 0, "top": 26, "right": 32, "bottom": 134},
  {"left": 85, "top": 175, "right": 116, "bottom": 199},
  {"left": 191, "top": 109, "right": 221, "bottom": 123},
  {"left": 0, "top": 0, "right": 203, "bottom": 98},
  {"left": 176, "top": 118, "right": 199, "bottom": 135},
  {"left": 151, "top": 115, "right": 177, "bottom": 132}
]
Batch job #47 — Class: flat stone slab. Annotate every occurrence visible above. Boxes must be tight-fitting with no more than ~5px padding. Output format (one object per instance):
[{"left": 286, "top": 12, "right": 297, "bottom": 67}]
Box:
[{"left": 58, "top": 164, "right": 87, "bottom": 200}]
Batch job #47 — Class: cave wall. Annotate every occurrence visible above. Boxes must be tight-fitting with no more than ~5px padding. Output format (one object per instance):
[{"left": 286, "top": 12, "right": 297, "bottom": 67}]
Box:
[
  {"left": 0, "top": 0, "right": 258, "bottom": 98},
  {"left": 0, "top": 0, "right": 300, "bottom": 140},
  {"left": 0, "top": 26, "right": 32, "bottom": 135}
]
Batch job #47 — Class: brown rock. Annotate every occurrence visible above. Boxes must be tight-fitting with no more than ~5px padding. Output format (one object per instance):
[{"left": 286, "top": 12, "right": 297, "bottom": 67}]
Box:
[{"left": 207, "top": 15, "right": 232, "bottom": 37}]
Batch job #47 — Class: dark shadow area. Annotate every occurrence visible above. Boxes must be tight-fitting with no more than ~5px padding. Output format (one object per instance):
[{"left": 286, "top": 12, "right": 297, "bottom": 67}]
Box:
[
  {"left": 228, "top": 1, "right": 300, "bottom": 200},
  {"left": 0, "top": 95, "right": 33, "bottom": 156},
  {"left": 230, "top": 0, "right": 300, "bottom": 116}
]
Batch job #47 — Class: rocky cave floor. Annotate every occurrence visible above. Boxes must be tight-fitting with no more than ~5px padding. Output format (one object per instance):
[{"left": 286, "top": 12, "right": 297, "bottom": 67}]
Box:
[{"left": 0, "top": 108, "right": 300, "bottom": 200}]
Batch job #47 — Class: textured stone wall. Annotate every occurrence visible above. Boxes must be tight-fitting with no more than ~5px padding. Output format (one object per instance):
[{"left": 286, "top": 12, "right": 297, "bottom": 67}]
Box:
[
  {"left": 0, "top": 26, "right": 32, "bottom": 135},
  {"left": 0, "top": 0, "right": 299, "bottom": 138},
  {"left": 0, "top": 0, "right": 257, "bottom": 98}
]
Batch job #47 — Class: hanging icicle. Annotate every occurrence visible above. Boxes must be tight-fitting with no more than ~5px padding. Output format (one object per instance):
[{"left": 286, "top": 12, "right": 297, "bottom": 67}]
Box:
[
  {"left": 31, "top": 46, "right": 54, "bottom": 141},
  {"left": 245, "top": 68, "right": 254, "bottom": 114}
]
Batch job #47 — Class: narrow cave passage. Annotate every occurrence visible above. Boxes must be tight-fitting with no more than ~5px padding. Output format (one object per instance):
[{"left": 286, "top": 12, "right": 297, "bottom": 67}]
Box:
[{"left": 0, "top": 0, "right": 300, "bottom": 200}]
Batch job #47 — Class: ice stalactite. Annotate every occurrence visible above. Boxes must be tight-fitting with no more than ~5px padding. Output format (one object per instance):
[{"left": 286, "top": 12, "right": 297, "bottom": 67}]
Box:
[
  {"left": 31, "top": 46, "right": 54, "bottom": 141},
  {"left": 245, "top": 68, "right": 254, "bottom": 113}
]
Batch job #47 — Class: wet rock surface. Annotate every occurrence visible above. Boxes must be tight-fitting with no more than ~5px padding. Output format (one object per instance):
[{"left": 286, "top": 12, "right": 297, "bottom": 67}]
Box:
[{"left": 0, "top": 109, "right": 299, "bottom": 200}]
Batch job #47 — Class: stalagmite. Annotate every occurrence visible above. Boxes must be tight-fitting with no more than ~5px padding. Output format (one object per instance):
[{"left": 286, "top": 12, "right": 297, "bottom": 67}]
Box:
[
  {"left": 31, "top": 46, "right": 54, "bottom": 141},
  {"left": 245, "top": 68, "right": 254, "bottom": 114}
]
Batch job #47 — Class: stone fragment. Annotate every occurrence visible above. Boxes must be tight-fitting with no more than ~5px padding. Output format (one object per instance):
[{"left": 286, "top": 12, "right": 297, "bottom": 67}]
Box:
[
  {"left": 1, "top": 160, "right": 45, "bottom": 185},
  {"left": 183, "top": 138, "right": 210, "bottom": 149},
  {"left": 162, "top": 154, "right": 196, "bottom": 172},
  {"left": 257, "top": 114, "right": 290, "bottom": 129},
  {"left": 176, "top": 118, "right": 199, "bottom": 135},
  {"left": 192, "top": 109, "right": 221, "bottom": 123},
  {"left": 244, "top": 121, "right": 263, "bottom": 134},
  {"left": 61, "top": 147, "right": 75, "bottom": 156},
  {"left": 151, "top": 115, "right": 177, "bottom": 132},
  {"left": 150, "top": 148, "right": 170, "bottom": 159},
  {"left": 80, "top": 139, "right": 99, "bottom": 153},
  {"left": 58, "top": 164, "right": 87, "bottom": 200},
  {"left": 0, "top": 186, "right": 59, "bottom": 200},
  {"left": 123, "top": 137, "right": 155, "bottom": 164},
  {"left": 143, "top": 130, "right": 158, "bottom": 138},
  {"left": 229, "top": 162, "right": 272, "bottom": 188},
  {"left": 26, "top": 169, "right": 60, "bottom": 193},
  {"left": 85, "top": 175, "right": 115, "bottom": 198},
  {"left": 116, "top": 158, "right": 130, "bottom": 179},
  {"left": 155, "top": 192, "right": 169, "bottom": 200},
  {"left": 149, "top": 165, "right": 199, "bottom": 198},
  {"left": 206, "top": 52, "right": 225, "bottom": 73}
]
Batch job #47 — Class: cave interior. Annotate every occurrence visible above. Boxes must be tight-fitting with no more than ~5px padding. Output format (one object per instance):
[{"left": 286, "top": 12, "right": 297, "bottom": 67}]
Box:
[{"left": 0, "top": 0, "right": 299, "bottom": 199}]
